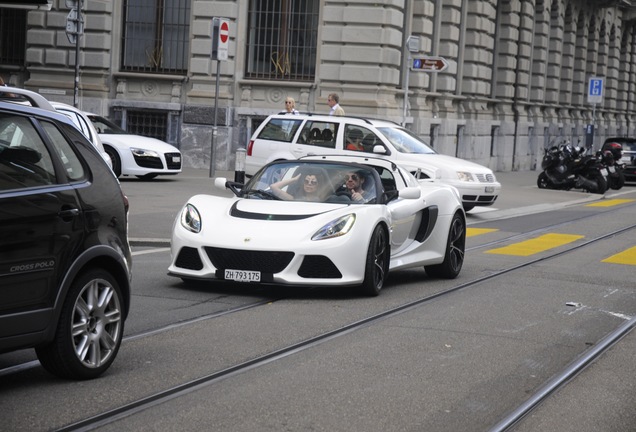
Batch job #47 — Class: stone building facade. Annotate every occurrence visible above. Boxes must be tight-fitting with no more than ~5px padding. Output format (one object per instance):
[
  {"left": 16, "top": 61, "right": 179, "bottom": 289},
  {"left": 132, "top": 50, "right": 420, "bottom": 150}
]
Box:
[{"left": 2, "top": 0, "right": 636, "bottom": 172}]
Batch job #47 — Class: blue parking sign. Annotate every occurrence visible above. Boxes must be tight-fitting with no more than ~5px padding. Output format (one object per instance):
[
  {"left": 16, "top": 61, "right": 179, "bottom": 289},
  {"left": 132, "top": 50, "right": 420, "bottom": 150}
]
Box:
[{"left": 588, "top": 77, "right": 603, "bottom": 104}]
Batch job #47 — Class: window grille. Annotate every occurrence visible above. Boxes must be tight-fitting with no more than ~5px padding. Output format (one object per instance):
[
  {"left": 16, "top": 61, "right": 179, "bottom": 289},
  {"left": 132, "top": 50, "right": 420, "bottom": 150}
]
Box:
[
  {"left": 246, "top": 0, "right": 319, "bottom": 81},
  {"left": 121, "top": 0, "right": 191, "bottom": 74},
  {"left": 0, "top": 9, "right": 26, "bottom": 66},
  {"left": 127, "top": 110, "right": 168, "bottom": 141}
]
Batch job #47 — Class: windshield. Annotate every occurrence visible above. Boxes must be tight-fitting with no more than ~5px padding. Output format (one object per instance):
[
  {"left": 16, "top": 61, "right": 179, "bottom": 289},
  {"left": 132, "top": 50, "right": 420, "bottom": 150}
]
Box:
[
  {"left": 245, "top": 161, "right": 379, "bottom": 204},
  {"left": 377, "top": 126, "right": 436, "bottom": 154},
  {"left": 87, "top": 115, "right": 128, "bottom": 135}
]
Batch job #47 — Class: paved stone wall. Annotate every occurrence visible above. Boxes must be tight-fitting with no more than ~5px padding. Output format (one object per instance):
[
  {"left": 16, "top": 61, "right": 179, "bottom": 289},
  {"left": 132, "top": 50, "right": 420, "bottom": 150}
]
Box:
[{"left": 9, "top": 0, "right": 636, "bottom": 172}]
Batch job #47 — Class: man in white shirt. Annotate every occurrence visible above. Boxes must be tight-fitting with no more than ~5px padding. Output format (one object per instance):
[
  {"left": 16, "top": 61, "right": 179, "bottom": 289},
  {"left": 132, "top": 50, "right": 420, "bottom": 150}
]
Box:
[{"left": 327, "top": 93, "right": 345, "bottom": 116}]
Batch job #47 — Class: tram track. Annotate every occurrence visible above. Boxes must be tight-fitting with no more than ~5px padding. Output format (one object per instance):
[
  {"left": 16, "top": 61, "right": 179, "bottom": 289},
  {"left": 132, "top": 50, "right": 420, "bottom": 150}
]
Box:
[{"left": 52, "top": 219, "right": 636, "bottom": 432}]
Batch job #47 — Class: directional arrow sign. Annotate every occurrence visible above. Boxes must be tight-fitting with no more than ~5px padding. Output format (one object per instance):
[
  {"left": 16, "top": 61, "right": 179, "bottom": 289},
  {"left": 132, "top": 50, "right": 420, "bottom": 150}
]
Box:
[{"left": 412, "top": 56, "right": 449, "bottom": 72}]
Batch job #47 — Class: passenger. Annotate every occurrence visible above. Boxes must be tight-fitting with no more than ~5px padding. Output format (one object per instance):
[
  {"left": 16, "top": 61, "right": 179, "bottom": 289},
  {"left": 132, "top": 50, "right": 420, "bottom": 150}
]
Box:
[
  {"left": 270, "top": 169, "right": 328, "bottom": 201},
  {"left": 345, "top": 170, "right": 374, "bottom": 202},
  {"left": 346, "top": 129, "right": 364, "bottom": 151}
]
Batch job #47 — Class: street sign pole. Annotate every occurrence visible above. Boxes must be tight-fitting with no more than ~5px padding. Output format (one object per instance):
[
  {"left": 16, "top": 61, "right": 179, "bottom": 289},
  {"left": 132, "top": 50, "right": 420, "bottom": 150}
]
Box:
[
  {"left": 402, "top": 36, "right": 420, "bottom": 127},
  {"left": 587, "top": 77, "right": 604, "bottom": 149},
  {"left": 73, "top": 0, "right": 82, "bottom": 107},
  {"left": 65, "top": 0, "right": 83, "bottom": 107},
  {"left": 210, "top": 17, "right": 229, "bottom": 177}
]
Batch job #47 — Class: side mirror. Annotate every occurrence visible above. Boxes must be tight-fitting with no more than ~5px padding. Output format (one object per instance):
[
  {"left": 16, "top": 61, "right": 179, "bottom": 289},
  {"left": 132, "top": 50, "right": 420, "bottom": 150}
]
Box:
[
  {"left": 214, "top": 177, "right": 228, "bottom": 190},
  {"left": 372, "top": 145, "right": 388, "bottom": 155}
]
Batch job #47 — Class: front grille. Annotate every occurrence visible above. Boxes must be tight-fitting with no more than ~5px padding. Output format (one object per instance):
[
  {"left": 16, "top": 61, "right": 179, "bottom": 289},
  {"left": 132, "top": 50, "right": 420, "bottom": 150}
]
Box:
[
  {"left": 165, "top": 152, "right": 182, "bottom": 170},
  {"left": 134, "top": 154, "right": 163, "bottom": 169},
  {"left": 175, "top": 247, "right": 203, "bottom": 270},
  {"left": 475, "top": 173, "right": 495, "bottom": 183},
  {"left": 298, "top": 255, "right": 342, "bottom": 278},
  {"left": 205, "top": 247, "right": 294, "bottom": 273},
  {"left": 478, "top": 195, "right": 496, "bottom": 202}
]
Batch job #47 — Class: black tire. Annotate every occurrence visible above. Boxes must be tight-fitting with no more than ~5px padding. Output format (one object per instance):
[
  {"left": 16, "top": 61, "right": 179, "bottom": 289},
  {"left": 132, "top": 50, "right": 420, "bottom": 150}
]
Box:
[
  {"left": 36, "top": 269, "right": 125, "bottom": 380},
  {"left": 609, "top": 169, "right": 625, "bottom": 190},
  {"left": 583, "top": 171, "right": 607, "bottom": 194},
  {"left": 425, "top": 212, "right": 466, "bottom": 279},
  {"left": 537, "top": 172, "right": 552, "bottom": 189},
  {"left": 104, "top": 145, "right": 121, "bottom": 178},
  {"left": 359, "top": 225, "right": 390, "bottom": 297}
]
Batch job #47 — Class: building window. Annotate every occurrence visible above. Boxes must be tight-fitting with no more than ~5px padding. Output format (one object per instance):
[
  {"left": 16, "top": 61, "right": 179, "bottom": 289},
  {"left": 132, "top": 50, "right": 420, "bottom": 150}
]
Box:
[
  {"left": 121, "top": 0, "right": 191, "bottom": 74},
  {"left": 246, "top": 0, "right": 319, "bottom": 81},
  {"left": 127, "top": 110, "right": 168, "bottom": 141},
  {"left": 0, "top": 9, "right": 26, "bottom": 66}
]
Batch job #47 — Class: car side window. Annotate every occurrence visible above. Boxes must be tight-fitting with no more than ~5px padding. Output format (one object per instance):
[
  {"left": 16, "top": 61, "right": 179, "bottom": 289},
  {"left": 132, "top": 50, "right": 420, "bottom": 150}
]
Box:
[
  {"left": 57, "top": 108, "right": 94, "bottom": 143},
  {"left": 345, "top": 125, "right": 378, "bottom": 153},
  {"left": 40, "top": 121, "right": 86, "bottom": 182},
  {"left": 0, "top": 114, "right": 57, "bottom": 190},
  {"left": 257, "top": 118, "right": 302, "bottom": 142},
  {"left": 297, "top": 121, "right": 338, "bottom": 149}
]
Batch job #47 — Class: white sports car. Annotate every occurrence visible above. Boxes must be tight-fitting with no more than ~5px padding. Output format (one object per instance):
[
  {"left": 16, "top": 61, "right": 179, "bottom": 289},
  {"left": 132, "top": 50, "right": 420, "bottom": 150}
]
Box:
[
  {"left": 168, "top": 155, "right": 466, "bottom": 296},
  {"left": 86, "top": 113, "right": 182, "bottom": 180}
]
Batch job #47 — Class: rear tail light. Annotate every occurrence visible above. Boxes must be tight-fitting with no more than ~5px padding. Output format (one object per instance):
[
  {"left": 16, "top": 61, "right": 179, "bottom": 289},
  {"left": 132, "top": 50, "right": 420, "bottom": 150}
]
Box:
[{"left": 247, "top": 139, "right": 254, "bottom": 156}]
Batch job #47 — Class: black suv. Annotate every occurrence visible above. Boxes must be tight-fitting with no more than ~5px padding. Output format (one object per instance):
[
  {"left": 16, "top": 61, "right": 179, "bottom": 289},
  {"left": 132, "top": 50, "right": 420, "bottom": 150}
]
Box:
[{"left": 0, "top": 87, "right": 132, "bottom": 379}]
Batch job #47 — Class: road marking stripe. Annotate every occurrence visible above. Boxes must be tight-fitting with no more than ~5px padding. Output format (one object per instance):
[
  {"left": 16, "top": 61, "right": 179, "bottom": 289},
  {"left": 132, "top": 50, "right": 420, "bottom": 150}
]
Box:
[
  {"left": 602, "top": 246, "right": 636, "bottom": 266},
  {"left": 586, "top": 199, "right": 635, "bottom": 207},
  {"left": 466, "top": 228, "right": 499, "bottom": 238},
  {"left": 485, "top": 233, "right": 584, "bottom": 256}
]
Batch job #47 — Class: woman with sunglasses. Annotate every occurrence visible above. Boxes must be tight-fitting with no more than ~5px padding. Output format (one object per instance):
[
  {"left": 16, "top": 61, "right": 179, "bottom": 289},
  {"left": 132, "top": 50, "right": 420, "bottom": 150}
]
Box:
[
  {"left": 270, "top": 169, "right": 327, "bottom": 201},
  {"left": 284, "top": 97, "right": 299, "bottom": 115}
]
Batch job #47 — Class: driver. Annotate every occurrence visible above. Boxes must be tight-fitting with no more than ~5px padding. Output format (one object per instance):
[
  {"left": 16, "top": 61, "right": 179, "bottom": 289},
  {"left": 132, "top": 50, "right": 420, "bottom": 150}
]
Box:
[{"left": 344, "top": 170, "right": 374, "bottom": 202}]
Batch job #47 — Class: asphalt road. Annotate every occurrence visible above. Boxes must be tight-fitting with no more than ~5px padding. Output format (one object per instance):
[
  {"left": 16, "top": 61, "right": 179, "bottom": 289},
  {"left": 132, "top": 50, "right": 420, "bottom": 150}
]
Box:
[{"left": 2, "top": 169, "right": 635, "bottom": 431}]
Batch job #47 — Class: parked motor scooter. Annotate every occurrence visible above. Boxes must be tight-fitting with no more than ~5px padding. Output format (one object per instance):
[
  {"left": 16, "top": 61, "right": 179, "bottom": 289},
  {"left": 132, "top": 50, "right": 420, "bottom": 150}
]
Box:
[
  {"left": 599, "top": 141, "right": 625, "bottom": 190},
  {"left": 537, "top": 140, "right": 607, "bottom": 194}
]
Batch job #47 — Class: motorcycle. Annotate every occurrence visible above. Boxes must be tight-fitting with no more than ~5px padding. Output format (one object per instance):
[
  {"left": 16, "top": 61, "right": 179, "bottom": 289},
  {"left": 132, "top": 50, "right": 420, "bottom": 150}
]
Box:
[
  {"left": 599, "top": 141, "right": 625, "bottom": 190},
  {"left": 537, "top": 141, "right": 607, "bottom": 194}
]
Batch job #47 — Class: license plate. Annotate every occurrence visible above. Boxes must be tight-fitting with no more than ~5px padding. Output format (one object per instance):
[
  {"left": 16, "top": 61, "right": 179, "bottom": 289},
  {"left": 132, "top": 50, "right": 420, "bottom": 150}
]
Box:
[
  {"left": 224, "top": 269, "right": 261, "bottom": 282},
  {"left": 173, "top": 156, "right": 181, "bottom": 163},
  {"left": 484, "top": 186, "right": 494, "bottom": 193}
]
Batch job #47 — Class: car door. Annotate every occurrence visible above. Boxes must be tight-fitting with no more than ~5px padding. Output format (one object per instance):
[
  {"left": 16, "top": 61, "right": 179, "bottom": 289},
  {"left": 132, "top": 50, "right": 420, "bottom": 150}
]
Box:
[
  {"left": 294, "top": 120, "right": 340, "bottom": 157},
  {"left": 378, "top": 167, "right": 424, "bottom": 253},
  {"left": 0, "top": 113, "right": 85, "bottom": 340}
]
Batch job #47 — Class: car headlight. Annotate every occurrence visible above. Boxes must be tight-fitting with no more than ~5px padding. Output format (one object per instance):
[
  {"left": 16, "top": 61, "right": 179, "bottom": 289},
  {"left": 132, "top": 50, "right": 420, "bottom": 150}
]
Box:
[
  {"left": 312, "top": 214, "right": 356, "bottom": 240},
  {"left": 180, "top": 204, "right": 201, "bottom": 233},
  {"left": 131, "top": 148, "right": 160, "bottom": 158},
  {"left": 456, "top": 171, "right": 475, "bottom": 182}
]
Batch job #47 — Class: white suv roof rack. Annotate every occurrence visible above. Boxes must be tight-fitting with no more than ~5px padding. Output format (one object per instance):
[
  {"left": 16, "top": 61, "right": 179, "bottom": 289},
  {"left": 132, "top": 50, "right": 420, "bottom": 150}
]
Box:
[{"left": 0, "top": 86, "right": 56, "bottom": 112}]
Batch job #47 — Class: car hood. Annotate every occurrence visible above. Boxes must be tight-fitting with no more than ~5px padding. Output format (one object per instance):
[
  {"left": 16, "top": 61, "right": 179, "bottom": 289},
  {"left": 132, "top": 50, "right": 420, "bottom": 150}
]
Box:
[
  {"left": 99, "top": 133, "right": 180, "bottom": 152},
  {"left": 231, "top": 198, "right": 350, "bottom": 220},
  {"left": 392, "top": 153, "right": 494, "bottom": 178}
]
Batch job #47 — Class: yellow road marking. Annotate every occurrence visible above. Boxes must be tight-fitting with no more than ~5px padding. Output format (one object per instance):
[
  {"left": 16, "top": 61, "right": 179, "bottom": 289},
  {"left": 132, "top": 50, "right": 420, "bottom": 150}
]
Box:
[
  {"left": 467, "top": 228, "right": 499, "bottom": 238},
  {"left": 602, "top": 246, "right": 636, "bottom": 266},
  {"left": 485, "top": 233, "right": 584, "bottom": 256},
  {"left": 586, "top": 199, "right": 635, "bottom": 207}
]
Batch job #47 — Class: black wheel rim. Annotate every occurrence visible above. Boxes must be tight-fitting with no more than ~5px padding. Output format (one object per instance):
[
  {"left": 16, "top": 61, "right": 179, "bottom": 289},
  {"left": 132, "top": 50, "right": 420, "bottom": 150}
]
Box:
[
  {"left": 448, "top": 217, "right": 466, "bottom": 273},
  {"left": 372, "top": 228, "right": 388, "bottom": 289}
]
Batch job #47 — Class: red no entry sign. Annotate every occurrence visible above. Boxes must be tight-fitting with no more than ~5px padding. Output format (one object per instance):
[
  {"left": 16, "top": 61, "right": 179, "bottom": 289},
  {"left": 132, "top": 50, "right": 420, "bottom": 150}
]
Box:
[{"left": 220, "top": 21, "right": 229, "bottom": 43}]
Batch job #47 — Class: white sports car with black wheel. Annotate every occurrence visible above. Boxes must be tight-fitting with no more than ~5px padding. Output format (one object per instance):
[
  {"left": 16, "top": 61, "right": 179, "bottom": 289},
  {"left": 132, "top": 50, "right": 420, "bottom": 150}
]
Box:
[{"left": 168, "top": 155, "right": 466, "bottom": 296}]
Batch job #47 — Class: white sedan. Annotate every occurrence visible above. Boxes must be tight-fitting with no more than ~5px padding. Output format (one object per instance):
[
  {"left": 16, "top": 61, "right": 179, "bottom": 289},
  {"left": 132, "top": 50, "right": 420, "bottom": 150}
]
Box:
[
  {"left": 86, "top": 114, "right": 182, "bottom": 180},
  {"left": 168, "top": 155, "right": 466, "bottom": 296}
]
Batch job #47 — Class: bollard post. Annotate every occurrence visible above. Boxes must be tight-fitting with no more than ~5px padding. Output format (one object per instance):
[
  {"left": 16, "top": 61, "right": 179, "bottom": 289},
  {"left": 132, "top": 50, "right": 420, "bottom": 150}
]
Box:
[{"left": 234, "top": 148, "right": 246, "bottom": 183}]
